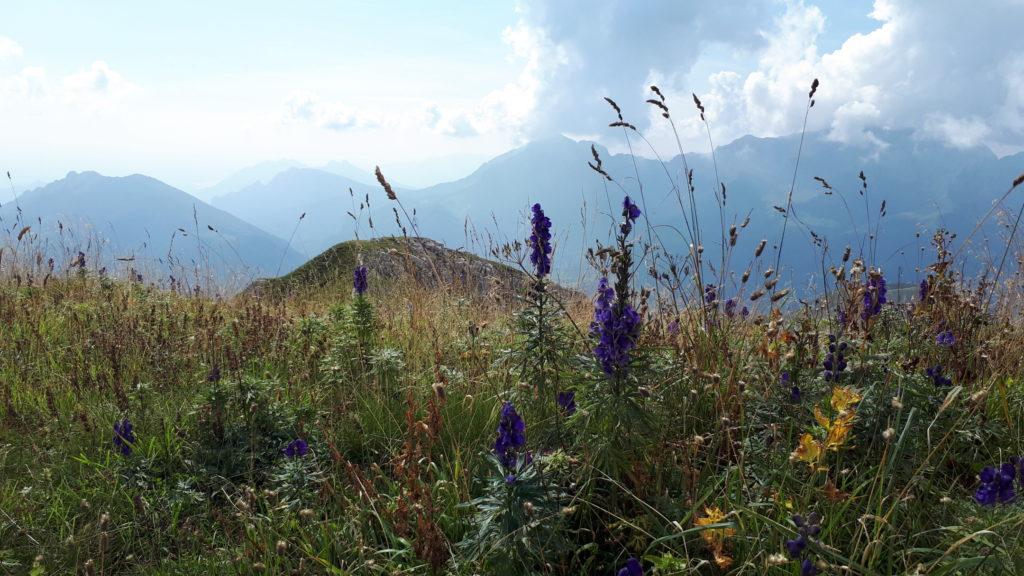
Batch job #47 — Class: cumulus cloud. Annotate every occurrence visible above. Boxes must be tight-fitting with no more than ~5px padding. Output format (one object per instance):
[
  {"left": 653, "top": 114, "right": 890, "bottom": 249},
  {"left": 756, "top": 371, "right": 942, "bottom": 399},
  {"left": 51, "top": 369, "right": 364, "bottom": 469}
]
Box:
[
  {"left": 480, "top": 0, "right": 1024, "bottom": 155},
  {"left": 0, "top": 36, "right": 23, "bottom": 60},
  {"left": 505, "top": 0, "right": 774, "bottom": 138}
]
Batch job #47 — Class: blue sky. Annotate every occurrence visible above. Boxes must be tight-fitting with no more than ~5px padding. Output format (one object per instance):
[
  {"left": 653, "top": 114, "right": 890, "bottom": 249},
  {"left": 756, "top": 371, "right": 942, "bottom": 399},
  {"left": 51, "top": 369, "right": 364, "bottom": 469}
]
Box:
[{"left": 2, "top": 1, "right": 1021, "bottom": 191}]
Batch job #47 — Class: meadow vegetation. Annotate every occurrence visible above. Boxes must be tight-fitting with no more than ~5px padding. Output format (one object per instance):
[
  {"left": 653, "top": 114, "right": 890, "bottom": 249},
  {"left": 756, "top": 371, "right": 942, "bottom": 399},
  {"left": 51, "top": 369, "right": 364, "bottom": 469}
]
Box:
[{"left": 2, "top": 82, "right": 1024, "bottom": 575}]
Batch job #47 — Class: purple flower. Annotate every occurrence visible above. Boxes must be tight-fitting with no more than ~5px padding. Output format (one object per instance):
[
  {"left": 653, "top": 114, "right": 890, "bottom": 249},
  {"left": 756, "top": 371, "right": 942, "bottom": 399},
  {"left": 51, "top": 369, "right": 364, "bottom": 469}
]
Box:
[
  {"left": 704, "top": 284, "right": 718, "bottom": 306},
  {"left": 926, "top": 365, "right": 952, "bottom": 387},
  {"left": 861, "top": 273, "right": 887, "bottom": 320},
  {"left": 494, "top": 402, "right": 526, "bottom": 470},
  {"left": 617, "top": 557, "right": 643, "bottom": 576},
  {"left": 353, "top": 265, "right": 368, "bottom": 296},
  {"left": 724, "top": 297, "right": 738, "bottom": 317},
  {"left": 823, "top": 336, "right": 848, "bottom": 381},
  {"left": 591, "top": 277, "right": 641, "bottom": 376},
  {"left": 620, "top": 196, "right": 641, "bottom": 236},
  {"left": 283, "top": 438, "right": 309, "bottom": 458},
  {"left": 936, "top": 330, "right": 956, "bottom": 348},
  {"left": 801, "top": 559, "right": 819, "bottom": 576},
  {"left": 556, "top": 391, "right": 576, "bottom": 416},
  {"left": 527, "top": 203, "right": 553, "bottom": 277},
  {"left": 113, "top": 418, "right": 135, "bottom": 456},
  {"left": 975, "top": 462, "right": 1017, "bottom": 506},
  {"left": 667, "top": 319, "right": 680, "bottom": 335},
  {"left": 919, "top": 277, "right": 930, "bottom": 301}
]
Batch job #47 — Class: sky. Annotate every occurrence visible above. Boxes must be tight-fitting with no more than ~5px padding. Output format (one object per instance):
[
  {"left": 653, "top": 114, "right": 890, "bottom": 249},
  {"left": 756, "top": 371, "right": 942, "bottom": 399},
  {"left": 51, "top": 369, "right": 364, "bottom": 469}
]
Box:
[{"left": 2, "top": 0, "right": 1023, "bottom": 192}]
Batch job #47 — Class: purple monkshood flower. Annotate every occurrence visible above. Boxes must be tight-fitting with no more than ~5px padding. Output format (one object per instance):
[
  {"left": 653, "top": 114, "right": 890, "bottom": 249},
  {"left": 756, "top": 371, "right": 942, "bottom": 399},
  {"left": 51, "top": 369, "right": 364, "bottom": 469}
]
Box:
[
  {"left": 975, "top": 462, "right": 1017, "bottom": 506},
  {"left": 704, "top": 284, "right": 718, "bottom": 306},
  {"left": 590, "top": 277, "right": 641, "bottom": 377},
  {"left": 527, "top": 203, "right": 553, "bottom": 278},
  {"left": 822, "top": 336, "right": 848, "bottom": 382},
  {"left": 556, "top": 391, "right": 576, "bottom": 416},
  {"left": 620, "top": 196, "right": 641, "bottom": 236},
  {"left": 801, "top": 559, "right": 819, "bottom": 576},
  {"left": 861, "top": 273, "right": 887, "bottom": 320},
  {"left": 353, "top": 265, "right": 368, "bottom": 296},
  {"left": 724, "top": 297, "right": 738, "bottom": 317},
  {"left": 494, "top": 402, "right": 526, "bottom": 470},
  {"left": 936, "top": 329, "right": 956, "bottom": 348},
  {"left": 919, "top": 277, "right": 930, "bottom": 301},
  {"left": 667, "top": 319, "right": 680, "bottom": 336},
  {"left": 617, "top": 557, "right": 643, "bottom": 576},
  {"left": 926, "top": 365, "right": 952, "bottom": 387},
  {"left": 113, "top": 418, "right": 135, "bottom": 456},
  {"left": 283, "top": 438, "right": 309, "bottom": 458}
]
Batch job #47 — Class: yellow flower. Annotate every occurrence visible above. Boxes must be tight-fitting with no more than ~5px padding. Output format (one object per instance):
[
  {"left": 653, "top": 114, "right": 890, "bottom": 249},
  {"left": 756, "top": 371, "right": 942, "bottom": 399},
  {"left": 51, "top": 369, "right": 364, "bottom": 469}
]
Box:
[
  {"left": 695, "top": 507, "right": 735, "bottom": 570},
  {"left": 790, "top": 432, "right": 823, "bottom": 468},
  {"left": 823, "top": 411, "right": 855, "bottom": 451},
  {"left": 830, "top": 385, "right": 862, "bottom": 414}
]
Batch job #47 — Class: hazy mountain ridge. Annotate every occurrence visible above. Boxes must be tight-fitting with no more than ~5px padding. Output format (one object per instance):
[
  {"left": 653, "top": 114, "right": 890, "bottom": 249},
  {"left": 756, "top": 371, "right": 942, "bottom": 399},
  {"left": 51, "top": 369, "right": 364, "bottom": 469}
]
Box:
[
  {"left": 10, "top": 131, "right": 1023, "bottom": 288},
  {"left": 1, "top": 171, "right": 305, "bottom": 283}
]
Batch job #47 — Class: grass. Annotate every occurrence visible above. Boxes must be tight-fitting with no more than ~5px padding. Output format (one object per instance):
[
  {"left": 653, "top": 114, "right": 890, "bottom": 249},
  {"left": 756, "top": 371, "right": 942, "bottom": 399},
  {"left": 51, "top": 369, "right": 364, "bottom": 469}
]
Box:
[{"left": 2, "top": 83, "right": 1024, "bottom": 575}]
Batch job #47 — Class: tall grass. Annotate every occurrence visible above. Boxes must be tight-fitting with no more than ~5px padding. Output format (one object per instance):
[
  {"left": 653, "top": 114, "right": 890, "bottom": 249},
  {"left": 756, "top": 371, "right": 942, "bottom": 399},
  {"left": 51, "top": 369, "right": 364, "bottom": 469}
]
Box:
[{"left": 1, "top": 81, "right": 1023, "bottom": 575}]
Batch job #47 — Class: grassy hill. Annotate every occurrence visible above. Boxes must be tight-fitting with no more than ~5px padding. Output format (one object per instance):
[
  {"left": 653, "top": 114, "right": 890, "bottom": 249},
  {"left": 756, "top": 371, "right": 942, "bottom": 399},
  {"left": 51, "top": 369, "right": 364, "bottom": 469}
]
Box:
[{"left": 248, "top": 236, "right": 552, "bottom": 302}]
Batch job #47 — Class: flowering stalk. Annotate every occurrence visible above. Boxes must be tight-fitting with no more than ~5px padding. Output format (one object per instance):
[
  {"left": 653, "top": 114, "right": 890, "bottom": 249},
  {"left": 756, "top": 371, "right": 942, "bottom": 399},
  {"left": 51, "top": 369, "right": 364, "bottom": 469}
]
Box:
[{"left": 591, "top": 196, "right": 642, "bottom": 393}]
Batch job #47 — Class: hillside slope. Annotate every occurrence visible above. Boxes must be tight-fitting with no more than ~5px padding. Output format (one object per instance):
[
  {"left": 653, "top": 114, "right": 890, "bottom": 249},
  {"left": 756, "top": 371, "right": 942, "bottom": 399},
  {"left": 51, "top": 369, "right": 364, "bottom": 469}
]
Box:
[{"left": 248, "top": 236, "right": 554, "bottom": 301}]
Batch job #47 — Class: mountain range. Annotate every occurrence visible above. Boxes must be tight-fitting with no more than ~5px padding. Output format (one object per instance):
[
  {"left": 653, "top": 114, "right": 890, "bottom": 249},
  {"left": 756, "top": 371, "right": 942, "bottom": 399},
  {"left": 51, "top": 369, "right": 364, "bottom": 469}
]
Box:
[
  {"left": 0, "top": 171, "right": 305, "bottom": 287},
  {"left": 6, "top": 130, "right": 1022, "bottom": 291}
]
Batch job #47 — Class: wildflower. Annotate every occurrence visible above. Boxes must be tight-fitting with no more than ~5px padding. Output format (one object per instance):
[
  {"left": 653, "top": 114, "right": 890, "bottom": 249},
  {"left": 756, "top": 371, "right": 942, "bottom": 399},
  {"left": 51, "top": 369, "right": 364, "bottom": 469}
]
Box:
[
  {"left": 785, "top": 513, "right": 822, "bottom": 575},
  {"left": 620, "top": 196, "right": 641, "bottom": 236},
  {"left": 822, "top": 336, "right": 848, "bottom": 381},
  {"left": 667, "top": 319, "right": 680, "bottom": 335},
  {"left": 494, "top": 402, "right": 526, "bottom": 470},
  {"left": 617, "top": 557, "right": 643, "bottom": 576},
  {"left": 353, "top": 265, "right": 368, "bottom": 296},
  {"left": 556, "top": 391, "right": 576, "bottom": 416},
  {"left": 527, "top": 203, "right": 552, "bottom": 278},
  {"left": 935, "top": 329, "right": 956, "bottom": 348},
  {"left": 829, "top": 386, "right": 862, "bottom": 414},
  {"left": 704, "top": 284, "right": 718, "bottom": 306},
  {"left": 791, "top": 433, "right": 823, "bottom": 468},
  {"left": 975, "top": 462, "right": 1017, "bottom": 506},
  {"left": 695, "top": 506, "right": 735, "bottom": 569},
  {"left": 591, "top": 277, "right": 641, "bottom": 376},
  {"left": 112, "top": 419, "right": 135, "bottom": 456},
  {"left": 861, "top": 272, "right": 887, "bottom": 319},
  {"left": 283, "top": 439, "right": 309, "bottom": 458},
  {"left": 882, "top": 427, "right": 896, "bottom": 441},
  {"left": 918, "top": 277, "right": 930, "bottom": 301},
  {"left": 782, "top": 372, "right": 801, "bottom": 403},
  {"left": 925, "top": 365, "right": 952, "bottom": 387},
  {"left": 724, "top": 297, "right": 738, "bottom": 317},
  {"left": 818, "top": 409, "right": 856, "bottom": 451}
]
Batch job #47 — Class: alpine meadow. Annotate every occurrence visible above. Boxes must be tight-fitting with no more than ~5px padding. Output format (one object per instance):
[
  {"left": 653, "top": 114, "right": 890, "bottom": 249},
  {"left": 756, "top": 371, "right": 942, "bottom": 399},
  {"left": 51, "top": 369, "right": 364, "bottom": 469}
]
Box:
[{"left": 2, "top": 2, "right": 1024, "bottom": 575}]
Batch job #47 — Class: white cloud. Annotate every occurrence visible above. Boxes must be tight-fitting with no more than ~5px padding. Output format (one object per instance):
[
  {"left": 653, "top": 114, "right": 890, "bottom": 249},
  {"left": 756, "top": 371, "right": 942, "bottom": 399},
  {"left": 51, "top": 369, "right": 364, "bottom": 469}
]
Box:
[
  {"left": 481, "top": 0, "right": 1024, "bottom": 155},
  {"left": 922, "top": 114, "right": 992, "bottom": 149},
  {"left": 282, "top": 91, "right": 382, "bottom": 131},
  {"left": 63, "top": 60, "right": 138, "bottom": 102},
  {"left": 1, "top": 66, "right": 47, "bottom": 99},
  {"left": 686, "top": 0, "right": 1024, "bottom": 153},
  {"left": 0, "top": 36, "right": 22, "bottom": 60}
]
